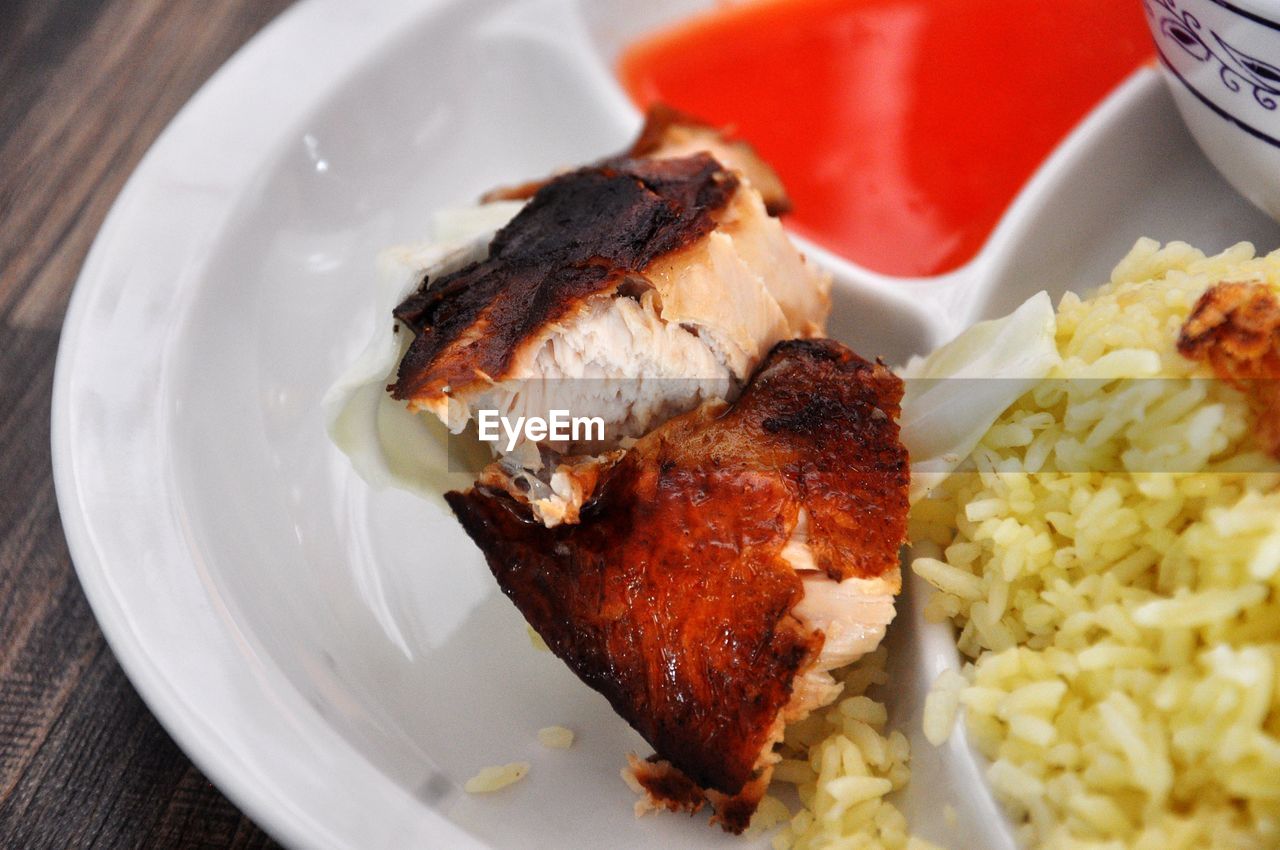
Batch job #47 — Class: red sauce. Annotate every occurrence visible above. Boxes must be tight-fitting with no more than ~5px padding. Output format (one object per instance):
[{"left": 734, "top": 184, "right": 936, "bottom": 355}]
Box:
[{"left": 620, "top": 0, "right": 1153, "bottom": 277}]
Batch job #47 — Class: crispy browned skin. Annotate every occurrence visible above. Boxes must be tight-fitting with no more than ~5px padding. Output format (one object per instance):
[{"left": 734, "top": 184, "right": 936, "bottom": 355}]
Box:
[
  {"left": 390, "top": 155, "right": 738, "bottom": 405},
  {"left": 483, "top": 103, "right": 792, "bottom": 215},
  {"left": 445, "top": 340, "right": 909, "bottom": 832},
  {"left": 627, "top": 103, "right": 792, "bottom": 216},
  {"left": 1179, "top": 281, "right": 1280, "bottom": 457}
]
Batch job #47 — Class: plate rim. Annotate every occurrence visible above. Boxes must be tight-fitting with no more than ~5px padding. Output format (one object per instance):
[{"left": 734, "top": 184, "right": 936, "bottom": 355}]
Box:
[{"left": 49, "top": 0, "right": 491, "bottom": 847}]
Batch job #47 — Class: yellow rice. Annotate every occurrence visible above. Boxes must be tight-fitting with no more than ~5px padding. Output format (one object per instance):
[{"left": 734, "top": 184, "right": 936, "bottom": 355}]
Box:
[
  {"left": 760, "top": 647, "right": 944, "bottom": 850},
  {"left": 911, "top": 239, "right": 1280, "bottom": 849},
  {"left": 464, "top": 761, "right": 530, "bottom": 793},
  {"left": 537, "top": 725, "right": 575, "bottom": 750}
]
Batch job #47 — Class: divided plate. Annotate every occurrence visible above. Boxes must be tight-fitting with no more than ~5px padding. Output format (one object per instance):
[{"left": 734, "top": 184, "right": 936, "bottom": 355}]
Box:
[{"left": 51, "top": 0, "right": 1280, "bottom": 848}]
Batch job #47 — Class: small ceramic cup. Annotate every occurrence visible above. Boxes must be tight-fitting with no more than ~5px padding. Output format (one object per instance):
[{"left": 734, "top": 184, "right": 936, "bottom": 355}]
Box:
[{"left": 1143, "top": 0, "right": 1280, "bottom": 221}]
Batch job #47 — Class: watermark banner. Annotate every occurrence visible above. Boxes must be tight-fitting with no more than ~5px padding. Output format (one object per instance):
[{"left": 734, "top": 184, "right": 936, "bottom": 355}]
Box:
[{"left": 431, "top": 376, "right": 1279, "bottom": 476}]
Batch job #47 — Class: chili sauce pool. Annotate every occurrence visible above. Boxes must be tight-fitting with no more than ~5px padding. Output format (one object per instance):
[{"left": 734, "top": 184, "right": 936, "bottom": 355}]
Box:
[{"left": 620, "top": 0, "right": 1153, "bottom": 277}]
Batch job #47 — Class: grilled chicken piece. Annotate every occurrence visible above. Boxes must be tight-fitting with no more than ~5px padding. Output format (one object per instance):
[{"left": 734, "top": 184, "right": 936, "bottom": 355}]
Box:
[
  {"left": 391, "top": 155, "right": 741, "bottom": 430},
  {"left": 1179, "top": 281, "right": 1280, "bottom": 458},
  {"left": 389, "top": 110, "right": 826, "bottom": 527},
  {"left": 445, "top": 339, "right": 910, "bottom": 832},
  {"left": 392, "top": 151, "right": 828, "bottom": 523}
]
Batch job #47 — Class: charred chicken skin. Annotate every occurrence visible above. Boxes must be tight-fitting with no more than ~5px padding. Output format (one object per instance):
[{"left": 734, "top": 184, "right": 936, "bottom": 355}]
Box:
[
  {"left": 1179, "top": 281, "right": 1280, "bottom": 458},
  {"left": 392, "top": 154, "right": 738, "bottom": 407},
  {"left": 445, "top": 339, "right": 910, "bottom": 832}
]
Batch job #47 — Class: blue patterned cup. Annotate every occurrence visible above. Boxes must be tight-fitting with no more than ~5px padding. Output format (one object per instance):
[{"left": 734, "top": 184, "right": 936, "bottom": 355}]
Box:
[{"left": 1143, "top": 0, "right": 1280, "bottom": 221}]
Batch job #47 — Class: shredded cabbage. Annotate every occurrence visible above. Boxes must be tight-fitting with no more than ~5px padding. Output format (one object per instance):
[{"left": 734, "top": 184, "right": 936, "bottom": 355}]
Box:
[
  {"left": 322, "top": 202, "right": 523, "bottom": 508},
  {"left": 898, "top": 291, "right": 1060, "bottom": 502}
]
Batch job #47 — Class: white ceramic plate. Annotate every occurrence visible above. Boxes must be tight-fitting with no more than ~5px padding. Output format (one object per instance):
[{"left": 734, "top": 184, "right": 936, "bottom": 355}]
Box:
[{"left": 51, "top": 1, "right": 1280, "bottom": 848}]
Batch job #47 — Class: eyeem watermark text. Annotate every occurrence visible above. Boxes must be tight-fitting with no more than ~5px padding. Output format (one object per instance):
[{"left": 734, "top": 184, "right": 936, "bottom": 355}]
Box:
[{"left": 476, "top": 409, "right": 605, "bottom": 451}]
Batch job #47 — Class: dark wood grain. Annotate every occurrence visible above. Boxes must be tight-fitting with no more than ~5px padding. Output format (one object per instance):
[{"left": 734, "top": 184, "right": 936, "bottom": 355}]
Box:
[{"left": 0, "top": 1, "right": 296, "bottom": 846}]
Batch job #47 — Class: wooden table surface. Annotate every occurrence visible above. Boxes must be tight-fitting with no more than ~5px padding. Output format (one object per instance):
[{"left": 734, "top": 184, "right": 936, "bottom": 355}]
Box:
[{"left": 0, "top": 0, "right": 296, "bottom": 846}]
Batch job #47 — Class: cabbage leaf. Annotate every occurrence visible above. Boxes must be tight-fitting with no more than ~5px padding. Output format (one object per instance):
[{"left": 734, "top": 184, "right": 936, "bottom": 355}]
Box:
[
  {"left": 322, "top": 202, "right": 523, "bottom": 509},
  {"left": 899, "top": 291, "right": 1060, "bottom": 502}
]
